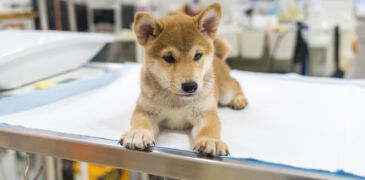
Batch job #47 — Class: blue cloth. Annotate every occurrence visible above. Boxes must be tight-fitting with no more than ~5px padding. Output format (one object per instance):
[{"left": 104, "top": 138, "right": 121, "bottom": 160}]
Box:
[{"left": 0, "top": 64, "right": 133, "bottom": 116}]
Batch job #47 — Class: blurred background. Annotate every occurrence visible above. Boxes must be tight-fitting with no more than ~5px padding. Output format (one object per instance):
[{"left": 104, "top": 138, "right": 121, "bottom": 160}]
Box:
[
  {"left": 1, "top": 0, "right": 364, "bottom": 78},
  {"left": 1, "top": 0, "right": 365, "bottom": 180}
]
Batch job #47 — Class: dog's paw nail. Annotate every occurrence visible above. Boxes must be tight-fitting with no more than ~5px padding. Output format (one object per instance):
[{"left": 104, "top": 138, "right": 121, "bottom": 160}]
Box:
[
  {"left": 146, "top": 143, "right": 155, "bottom": 148},
  {"left": 198, "top": 146, "right": 205, "bottom": 153},
  {"left": 118, "top": 139, "right": 123, "bottom": 145}
]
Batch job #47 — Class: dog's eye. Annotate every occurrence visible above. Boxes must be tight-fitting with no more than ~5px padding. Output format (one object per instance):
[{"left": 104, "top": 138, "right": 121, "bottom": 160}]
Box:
[
  {"left": 163, "top": 55, "right": 175, "bottom": 63},
  {"left": 194, "top": 53, "right": 202, "bottom": 61}
]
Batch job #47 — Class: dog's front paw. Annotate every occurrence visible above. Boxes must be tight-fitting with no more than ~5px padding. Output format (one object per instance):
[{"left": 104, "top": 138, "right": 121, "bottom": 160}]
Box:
[
  {"left": 119, "top": 129, "right": 155, "bottom": 151},
  {"left": 229, "top": 94, "right": 248, "bottom": 109},
  {"left": 193, "top": 137, "right": 229, "bottom": 156}
]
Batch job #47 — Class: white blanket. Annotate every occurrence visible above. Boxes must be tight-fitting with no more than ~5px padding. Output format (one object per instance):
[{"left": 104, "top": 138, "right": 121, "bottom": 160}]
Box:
[{"left": 0, "top": 63, "right": 364, "bottom": 177}]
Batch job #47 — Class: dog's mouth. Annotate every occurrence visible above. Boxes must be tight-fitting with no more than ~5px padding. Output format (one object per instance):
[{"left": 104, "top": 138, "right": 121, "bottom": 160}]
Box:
[{"left": 176, "top": 93, "right": 196, "bottom": 98}]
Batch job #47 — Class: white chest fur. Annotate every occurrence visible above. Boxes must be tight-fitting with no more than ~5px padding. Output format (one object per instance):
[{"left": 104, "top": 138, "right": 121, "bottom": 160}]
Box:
[
  {"left": 158, "top": 104, "right": 201, "bottom": 129},
  {"left": 138, "top": 95, "right": 216, "bottom": 130}
]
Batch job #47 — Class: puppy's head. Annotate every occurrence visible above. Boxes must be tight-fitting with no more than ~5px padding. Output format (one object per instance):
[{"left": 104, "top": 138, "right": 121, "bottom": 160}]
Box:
[{"left": 133, "top": 3, "right": 222, "bottom": 98}]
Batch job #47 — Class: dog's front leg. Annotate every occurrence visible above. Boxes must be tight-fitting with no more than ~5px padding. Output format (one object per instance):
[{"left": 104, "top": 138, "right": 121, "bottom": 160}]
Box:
[
  {"left": 120, "top": 105, "right": 156, "bottom": 150},
  {"left": 192, "top": 108, "right": 229, "bottom": 156}
]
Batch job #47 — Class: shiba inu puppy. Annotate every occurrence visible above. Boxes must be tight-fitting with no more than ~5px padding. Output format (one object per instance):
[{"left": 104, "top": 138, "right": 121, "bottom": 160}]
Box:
[{"left": 120, "top": 3, "right": 247, "bottom": 156}]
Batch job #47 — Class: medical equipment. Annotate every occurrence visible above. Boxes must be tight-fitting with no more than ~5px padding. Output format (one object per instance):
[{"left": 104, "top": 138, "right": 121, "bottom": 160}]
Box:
[
  {"left": 0, "top": 62, "right": 364, "bottom": 180},
  {"left": 0, "top": 30, "right": 113, "bottom": 90}
]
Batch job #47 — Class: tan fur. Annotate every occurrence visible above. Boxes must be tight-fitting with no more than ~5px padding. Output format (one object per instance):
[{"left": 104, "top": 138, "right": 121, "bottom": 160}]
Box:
[
  {"left": 120, "top": 3, "right": 247, "bottom": 156},
  {"left": 213, "top": 39, "right": 231, "bottom": 60}
]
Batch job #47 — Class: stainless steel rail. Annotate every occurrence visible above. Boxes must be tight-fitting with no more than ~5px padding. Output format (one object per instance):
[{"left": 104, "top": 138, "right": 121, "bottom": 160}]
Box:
[{"left": 0, "top": 124, "right": 350, "bottom": 180}]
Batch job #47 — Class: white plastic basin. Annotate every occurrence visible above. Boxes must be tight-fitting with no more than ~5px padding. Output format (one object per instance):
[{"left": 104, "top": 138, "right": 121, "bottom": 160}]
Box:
[
  {"left": 0, "top": 30, "right": 113, "bottom": 90},
  {"left": 239, "top": 30, "right": 265, "bottom": 59}
]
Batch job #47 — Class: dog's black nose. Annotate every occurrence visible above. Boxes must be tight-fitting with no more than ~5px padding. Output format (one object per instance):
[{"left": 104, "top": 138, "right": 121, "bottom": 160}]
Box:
[{"left": 182, "top": 82, "right": 198, "bottom": 93}]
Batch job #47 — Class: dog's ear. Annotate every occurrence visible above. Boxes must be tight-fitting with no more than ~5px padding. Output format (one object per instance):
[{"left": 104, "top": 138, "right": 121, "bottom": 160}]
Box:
[
  {"left": 133, "top": 12, "right": 162, "bottom": 46},
  {"left": 195, "top": 3, "right": 222, "bottom": 39}
]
